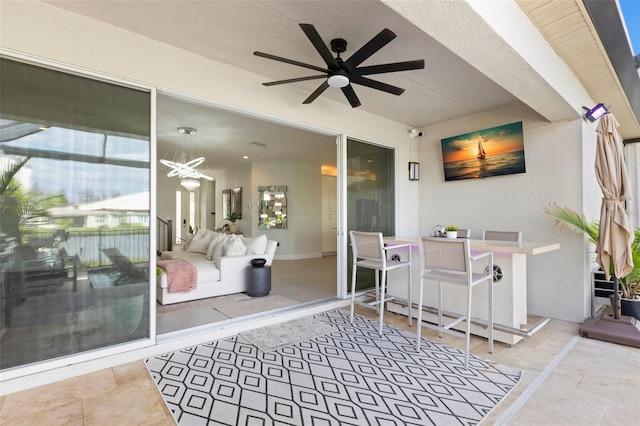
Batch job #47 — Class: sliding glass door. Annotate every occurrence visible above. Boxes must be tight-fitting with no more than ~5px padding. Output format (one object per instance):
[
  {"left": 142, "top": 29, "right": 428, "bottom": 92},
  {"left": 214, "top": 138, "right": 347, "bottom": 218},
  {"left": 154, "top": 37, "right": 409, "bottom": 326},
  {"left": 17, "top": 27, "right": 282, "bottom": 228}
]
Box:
[
  {"left": 0, "top": 58, "right": 151, "bottom": 369},
  {"left": 346, "top": 138, "right": 395, "bottom": 291}
]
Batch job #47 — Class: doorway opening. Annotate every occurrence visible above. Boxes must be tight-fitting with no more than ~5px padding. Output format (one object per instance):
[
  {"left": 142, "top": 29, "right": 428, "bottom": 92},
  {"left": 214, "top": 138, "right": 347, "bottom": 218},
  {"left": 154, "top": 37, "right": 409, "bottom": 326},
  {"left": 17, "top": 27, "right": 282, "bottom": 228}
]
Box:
[{"left": 155, "top": 92, "right": 341, "bottom": 334}]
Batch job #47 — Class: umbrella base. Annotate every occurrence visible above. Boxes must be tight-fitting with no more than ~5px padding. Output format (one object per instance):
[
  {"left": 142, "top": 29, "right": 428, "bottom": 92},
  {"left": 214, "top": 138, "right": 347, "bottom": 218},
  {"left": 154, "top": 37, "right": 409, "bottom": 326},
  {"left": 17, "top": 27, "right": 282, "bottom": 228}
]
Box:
[{"left": 579, "top": 314, "right": 640, "bottom": 348}]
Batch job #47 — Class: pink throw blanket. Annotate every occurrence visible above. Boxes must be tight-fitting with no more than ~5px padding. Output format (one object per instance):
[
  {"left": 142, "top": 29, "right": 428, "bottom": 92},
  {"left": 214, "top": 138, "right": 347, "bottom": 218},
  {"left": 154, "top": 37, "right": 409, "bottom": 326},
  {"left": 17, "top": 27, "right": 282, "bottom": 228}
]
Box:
[{"left": 157, "top": 259, "right": 198, "bottom": 293}]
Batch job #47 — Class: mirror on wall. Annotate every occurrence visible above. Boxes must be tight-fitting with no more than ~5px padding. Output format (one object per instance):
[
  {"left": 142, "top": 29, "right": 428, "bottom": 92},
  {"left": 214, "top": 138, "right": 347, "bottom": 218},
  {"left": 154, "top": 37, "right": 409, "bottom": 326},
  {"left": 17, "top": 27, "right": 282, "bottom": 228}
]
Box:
[
  {"left": 222, "top": 189, "right": 231, "bottom": 219},
  {"left": 222, "top": 187, "right": 242, "bottom": 220},
  {"left": 231, "top": 187, "right": 242, "bottom": 219},
  {"left": 258, "top": 186, "right": 287, "bottom": 229}
]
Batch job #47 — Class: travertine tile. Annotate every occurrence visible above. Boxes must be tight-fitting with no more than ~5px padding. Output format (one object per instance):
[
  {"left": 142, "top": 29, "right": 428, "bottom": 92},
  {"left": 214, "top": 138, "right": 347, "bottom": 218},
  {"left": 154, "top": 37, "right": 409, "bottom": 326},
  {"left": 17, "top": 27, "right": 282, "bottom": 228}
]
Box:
[
  {"left": 82, "top": 379, "right": 172, "bottom": 425},
  {"left": 0, "top": 398, "right": 84, "bottom": 425},
  {"left": 601, "top": 398, "right": 640, "bottom": 425},
  {"left": 2, "top": 302, "right": 639, "bottom": 425},
  {"left": 1, "top": 368, "right": 115, "bottom": 418},
  {"left": 113, "top": 360, "right": 152, "bottom": 385}
]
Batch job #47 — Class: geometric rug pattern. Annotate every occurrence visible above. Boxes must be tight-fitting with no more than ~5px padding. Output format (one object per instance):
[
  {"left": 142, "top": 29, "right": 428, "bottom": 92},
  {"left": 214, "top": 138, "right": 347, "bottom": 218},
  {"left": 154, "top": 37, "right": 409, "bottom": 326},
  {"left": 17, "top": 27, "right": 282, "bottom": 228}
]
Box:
[{"left": 145, "top": 309, "right": 521, "bottom": 425}]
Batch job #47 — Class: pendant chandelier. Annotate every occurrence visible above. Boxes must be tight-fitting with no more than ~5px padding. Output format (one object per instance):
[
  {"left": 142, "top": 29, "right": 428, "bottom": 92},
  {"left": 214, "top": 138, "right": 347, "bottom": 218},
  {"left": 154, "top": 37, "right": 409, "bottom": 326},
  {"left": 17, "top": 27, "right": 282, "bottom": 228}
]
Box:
[
  {"left": 160, "top": 127, "right": 213, "bottom": 191},
  {"left": 180, "top": 177, "right": 201, "bottom": 191}
]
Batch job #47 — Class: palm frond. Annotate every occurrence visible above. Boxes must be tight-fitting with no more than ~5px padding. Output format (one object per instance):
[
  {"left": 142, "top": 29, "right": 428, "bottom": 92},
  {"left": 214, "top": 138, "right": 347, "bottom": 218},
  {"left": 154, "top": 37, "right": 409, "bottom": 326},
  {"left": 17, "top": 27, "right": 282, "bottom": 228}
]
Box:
[
  {"left": 544, "top": 203, "right": 599, "bottom": 245},
  {"left": 0, "top": 156, "right": 31, "bottom": 196}
]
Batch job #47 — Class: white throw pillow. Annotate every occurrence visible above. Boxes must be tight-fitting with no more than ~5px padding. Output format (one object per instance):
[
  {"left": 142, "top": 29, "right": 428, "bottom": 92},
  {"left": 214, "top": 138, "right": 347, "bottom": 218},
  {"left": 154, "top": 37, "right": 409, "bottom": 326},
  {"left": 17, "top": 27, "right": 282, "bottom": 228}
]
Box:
[
  {"left": 210, "top": 234, "right": 228, "bottom": 259},
  {"left": 241, "top": 234, "right": 268, "bottom": 255},
  {"left": 207, "top": 231, "right": 224, "bottom": 260},
  {"left": 224, "top": 235, "right": 247, "bottom": 256},
  {"left": 207, "top": 232, "right": 228, "bottom": 260},
  {"left": 187, "top": 231, "right": 212, "bottom": 254},
  {"left": 192, "top": 228, "right": 207, "bottom": 241},
  {"left": 181, "top": 233, "right": 194, "bottom": 251}
]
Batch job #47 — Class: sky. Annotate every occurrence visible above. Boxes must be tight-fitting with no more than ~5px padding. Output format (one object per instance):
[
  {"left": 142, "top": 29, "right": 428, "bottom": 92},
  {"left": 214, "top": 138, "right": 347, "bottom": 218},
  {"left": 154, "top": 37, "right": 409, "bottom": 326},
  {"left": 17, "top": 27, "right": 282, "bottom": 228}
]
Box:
[
  {"left": 620, "top": 0, "right": 640, "bottom": 55},
  {"left": 4, "top": 127, "right": 150, "bottom": 204}
]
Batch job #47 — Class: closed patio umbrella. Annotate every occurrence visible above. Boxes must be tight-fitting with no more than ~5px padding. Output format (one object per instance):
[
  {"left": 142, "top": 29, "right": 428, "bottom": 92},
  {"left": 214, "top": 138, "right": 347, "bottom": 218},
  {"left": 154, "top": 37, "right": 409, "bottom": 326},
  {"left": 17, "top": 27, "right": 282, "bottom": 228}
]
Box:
[{"left": 594, "top": 113, "right": 634, "bottom": 319}]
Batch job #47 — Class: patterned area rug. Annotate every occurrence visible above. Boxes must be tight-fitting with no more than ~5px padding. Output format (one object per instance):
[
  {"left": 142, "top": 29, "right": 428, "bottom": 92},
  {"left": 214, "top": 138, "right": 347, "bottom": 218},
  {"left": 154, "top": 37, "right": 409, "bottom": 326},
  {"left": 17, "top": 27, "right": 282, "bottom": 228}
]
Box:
[
  {"left": 145, "top": 310, "right": 522, "bottom": 425},
  {"left": 239, "top": 316, "right": 338, "bottom": 353}
]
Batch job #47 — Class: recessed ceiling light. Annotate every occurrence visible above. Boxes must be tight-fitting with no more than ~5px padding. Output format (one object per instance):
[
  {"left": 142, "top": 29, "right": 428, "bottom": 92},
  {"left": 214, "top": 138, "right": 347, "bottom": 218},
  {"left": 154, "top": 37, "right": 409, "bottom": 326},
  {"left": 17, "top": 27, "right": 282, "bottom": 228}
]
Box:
[{"left": 243, "top": 156, "right": 249, "bottom": 159}]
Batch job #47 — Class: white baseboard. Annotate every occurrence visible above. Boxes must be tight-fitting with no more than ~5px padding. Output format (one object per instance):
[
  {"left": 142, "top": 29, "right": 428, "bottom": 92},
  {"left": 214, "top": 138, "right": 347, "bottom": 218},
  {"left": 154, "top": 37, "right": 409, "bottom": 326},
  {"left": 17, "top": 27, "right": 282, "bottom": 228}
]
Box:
[{"left": 274, "top": 252, "right": 323, "bottom": 260}]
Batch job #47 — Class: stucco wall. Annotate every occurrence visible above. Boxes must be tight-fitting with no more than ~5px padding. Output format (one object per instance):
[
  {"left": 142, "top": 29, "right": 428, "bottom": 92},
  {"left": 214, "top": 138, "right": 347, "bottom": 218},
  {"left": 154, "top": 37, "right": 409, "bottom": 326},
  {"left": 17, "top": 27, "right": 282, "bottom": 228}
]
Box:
[{"left": 419, "top": 102, "right": 600, "bottom": 322}]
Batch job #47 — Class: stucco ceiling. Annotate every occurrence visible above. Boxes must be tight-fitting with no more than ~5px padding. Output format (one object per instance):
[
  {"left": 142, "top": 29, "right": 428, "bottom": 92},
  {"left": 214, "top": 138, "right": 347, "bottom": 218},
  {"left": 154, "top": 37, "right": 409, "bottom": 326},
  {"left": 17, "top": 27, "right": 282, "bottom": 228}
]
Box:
[{"left": 41, "top": 0, "right": 639, "bottom": 170}]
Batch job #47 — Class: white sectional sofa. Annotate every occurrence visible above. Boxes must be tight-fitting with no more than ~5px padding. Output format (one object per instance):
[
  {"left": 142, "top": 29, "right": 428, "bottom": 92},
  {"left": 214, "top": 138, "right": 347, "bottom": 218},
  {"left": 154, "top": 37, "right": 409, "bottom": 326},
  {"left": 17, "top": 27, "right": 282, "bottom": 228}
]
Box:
[{"left": 156, "top": 231, "right": 277, "bottom": 305}]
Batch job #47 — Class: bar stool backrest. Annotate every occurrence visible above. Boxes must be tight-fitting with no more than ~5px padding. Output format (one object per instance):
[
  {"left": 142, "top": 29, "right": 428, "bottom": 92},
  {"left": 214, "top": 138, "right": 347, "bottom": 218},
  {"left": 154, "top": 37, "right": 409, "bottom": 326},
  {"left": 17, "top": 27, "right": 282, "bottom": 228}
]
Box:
[
  {"left": 483, "top": 230, "right": 522, "bottom": 242},
  {"left": 419, "top": 237, "right": 470, "bottom": 274},
  {"left": 350, "top": 231, "right": 384, "bottom": 262},
  {"left": 457, "top": 229, "right": 471, "bottom": 238}
]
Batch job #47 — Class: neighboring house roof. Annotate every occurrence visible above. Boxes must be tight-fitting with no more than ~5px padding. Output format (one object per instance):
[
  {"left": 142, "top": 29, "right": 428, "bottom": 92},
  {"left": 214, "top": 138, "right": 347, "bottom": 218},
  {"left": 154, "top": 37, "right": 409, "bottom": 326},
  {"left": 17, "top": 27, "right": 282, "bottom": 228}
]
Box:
[
  {"left": 48, "top": 205, "right": 99, "bottom": 217},
  {"left": 77, "top": 191, "right": 150, "bottom": 212}
]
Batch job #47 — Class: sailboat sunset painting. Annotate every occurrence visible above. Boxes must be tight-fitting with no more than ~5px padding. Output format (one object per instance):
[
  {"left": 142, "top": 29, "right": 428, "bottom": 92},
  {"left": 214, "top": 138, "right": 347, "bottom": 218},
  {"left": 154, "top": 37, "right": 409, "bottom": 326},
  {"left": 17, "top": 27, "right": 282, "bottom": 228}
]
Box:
[{"left": 441, "top": 121, "right": 526, "bottom": 181}]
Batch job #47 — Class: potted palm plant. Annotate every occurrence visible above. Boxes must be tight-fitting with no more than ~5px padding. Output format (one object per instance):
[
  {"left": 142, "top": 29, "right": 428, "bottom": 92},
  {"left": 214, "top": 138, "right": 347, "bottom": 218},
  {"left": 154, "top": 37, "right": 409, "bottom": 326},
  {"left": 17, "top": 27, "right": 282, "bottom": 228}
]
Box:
[
  {"left": 545, "top": 203, "right": 640, "bottom": 319},
  {"left": 229, "top": 212, "right": 238, "bottom": 233}
]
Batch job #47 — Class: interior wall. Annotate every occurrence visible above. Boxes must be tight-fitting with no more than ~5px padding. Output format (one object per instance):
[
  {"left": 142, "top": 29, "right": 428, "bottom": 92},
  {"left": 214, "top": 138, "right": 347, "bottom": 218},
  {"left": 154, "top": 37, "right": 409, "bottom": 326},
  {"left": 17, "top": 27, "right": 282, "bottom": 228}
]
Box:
[
  {"left": 203, "top": 180, "right": 215, "bottom": 231},
  {"left": 251, "top": 161, "right": 323, "bottom": 259},
  {"left": 419, "top": 102, "right": 599, "bottom": 322},
  {"left": 220, "top": 163, "right": 252, "bottom": 235},
  {"left": 322, "top": 175, "right": 338, "bottom": 253}
]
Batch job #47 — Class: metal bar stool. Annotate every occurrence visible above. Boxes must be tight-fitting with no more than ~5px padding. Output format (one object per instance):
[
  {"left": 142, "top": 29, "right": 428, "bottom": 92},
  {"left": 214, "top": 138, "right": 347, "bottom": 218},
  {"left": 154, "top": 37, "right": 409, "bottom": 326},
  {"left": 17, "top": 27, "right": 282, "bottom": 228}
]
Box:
[
  {"left": 349, "top": 231, "right": 412, "bottom": 336},
  {"left": 416, "top": 236, "right": 494, "bottom": 369}
]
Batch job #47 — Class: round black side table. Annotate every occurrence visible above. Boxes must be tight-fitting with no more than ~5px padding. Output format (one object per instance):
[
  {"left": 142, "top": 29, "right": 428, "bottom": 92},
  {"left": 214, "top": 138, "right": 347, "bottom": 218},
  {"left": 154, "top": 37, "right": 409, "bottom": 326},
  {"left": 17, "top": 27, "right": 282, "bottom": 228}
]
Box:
[{"left": 247, "top": 258, "right": 271, "bottom": 297}]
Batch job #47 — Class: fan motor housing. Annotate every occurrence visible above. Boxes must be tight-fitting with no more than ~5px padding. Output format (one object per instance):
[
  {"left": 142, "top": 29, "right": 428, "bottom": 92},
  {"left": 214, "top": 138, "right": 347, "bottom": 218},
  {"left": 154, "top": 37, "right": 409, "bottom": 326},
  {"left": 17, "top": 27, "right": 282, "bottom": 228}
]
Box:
[{"left": 330, "top": 38, "right": 347, "bottom": 54}]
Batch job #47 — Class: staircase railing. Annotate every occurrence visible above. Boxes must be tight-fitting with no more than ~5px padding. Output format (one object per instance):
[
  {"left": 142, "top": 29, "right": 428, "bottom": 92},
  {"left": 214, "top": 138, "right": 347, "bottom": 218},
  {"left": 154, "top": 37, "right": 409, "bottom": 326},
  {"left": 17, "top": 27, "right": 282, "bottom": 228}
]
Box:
[{"left": 156, "top": 218, "right": 172, "bottom": 255}]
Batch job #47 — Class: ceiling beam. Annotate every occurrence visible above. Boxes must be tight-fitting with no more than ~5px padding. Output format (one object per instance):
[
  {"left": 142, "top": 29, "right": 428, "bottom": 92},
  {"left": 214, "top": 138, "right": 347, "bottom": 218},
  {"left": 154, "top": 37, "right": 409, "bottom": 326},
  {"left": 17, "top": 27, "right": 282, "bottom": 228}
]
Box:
[{"left": 0, "top": 145, "right": 149, "bottom": 169}]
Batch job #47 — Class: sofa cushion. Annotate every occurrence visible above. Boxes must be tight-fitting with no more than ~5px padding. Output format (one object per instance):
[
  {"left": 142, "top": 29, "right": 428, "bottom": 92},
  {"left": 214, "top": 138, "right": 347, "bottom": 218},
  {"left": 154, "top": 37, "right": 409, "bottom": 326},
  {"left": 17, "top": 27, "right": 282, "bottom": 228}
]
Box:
[
  {"left": 211, "top": 234, "right": 228, "bottom": 259},
  {"left": 241, "top": 234, "right": 268, "bottom": 255},
  {"left": 181, "top": 233, "right": 194, "bottom": 251},
  {"left": 186, "top": 231, "right": 212, "bottom": 254},
  {"left": 224, "top": 235, "right": 247, "bottom": 256},
  {"left": 207, "top": 233, "right": 228, "bottom": 260},
  {"left": 207, "top": 231, "right": 223, "bottom": 260}
]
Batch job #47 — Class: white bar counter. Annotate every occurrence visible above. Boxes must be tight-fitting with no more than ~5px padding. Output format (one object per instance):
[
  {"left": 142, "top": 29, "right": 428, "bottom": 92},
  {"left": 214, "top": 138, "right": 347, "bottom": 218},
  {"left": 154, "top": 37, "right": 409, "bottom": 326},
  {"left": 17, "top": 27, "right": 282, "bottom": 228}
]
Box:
[{"left": 383, "top": 237, "right": 560, "bottom": 345}]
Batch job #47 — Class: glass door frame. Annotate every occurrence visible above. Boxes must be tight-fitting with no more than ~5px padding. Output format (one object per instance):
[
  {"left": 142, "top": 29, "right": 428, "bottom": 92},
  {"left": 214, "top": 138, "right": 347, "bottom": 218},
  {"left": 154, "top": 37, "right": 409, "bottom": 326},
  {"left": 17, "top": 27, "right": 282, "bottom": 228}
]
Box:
[
  {"left": 338, "top": 135, "right": 396, "bottom": 299},
  {"left": 0, "top": 51, "right": 158, "bottom": 381}
]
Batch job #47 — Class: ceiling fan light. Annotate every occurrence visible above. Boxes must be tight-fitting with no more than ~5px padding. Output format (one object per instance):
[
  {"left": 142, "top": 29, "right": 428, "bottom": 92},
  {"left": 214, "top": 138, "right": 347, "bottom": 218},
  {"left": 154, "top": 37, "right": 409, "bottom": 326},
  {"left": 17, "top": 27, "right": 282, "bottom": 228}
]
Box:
[{"left": 327, "top": 74, "right": 349, "bottom": 88}]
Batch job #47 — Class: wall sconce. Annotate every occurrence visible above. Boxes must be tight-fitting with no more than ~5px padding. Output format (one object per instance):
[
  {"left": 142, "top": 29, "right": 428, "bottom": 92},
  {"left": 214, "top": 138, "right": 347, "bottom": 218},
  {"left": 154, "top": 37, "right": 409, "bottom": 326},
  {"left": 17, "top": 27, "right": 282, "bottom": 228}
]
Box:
[
  {"left": 582, "top": 103, "right": 608, "bottom": 122},
  {"left": 409, "top": 162, "right": 420, "bottom": 181}
]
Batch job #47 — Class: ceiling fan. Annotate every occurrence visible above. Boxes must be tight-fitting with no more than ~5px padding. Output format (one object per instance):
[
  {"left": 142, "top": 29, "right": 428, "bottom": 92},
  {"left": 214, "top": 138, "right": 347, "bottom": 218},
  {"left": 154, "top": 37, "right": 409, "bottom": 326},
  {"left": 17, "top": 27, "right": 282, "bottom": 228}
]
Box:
[{"left": 254, "top": 23, "right": 425, "bottom": 108}]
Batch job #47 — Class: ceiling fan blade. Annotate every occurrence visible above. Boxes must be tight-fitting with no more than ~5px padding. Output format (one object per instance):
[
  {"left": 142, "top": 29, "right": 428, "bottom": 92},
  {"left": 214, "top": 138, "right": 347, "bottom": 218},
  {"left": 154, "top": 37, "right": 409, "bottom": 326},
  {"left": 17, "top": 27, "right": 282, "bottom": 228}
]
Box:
[
  {"left": 349, "top": 75, "right": 405, "bottom": 95},
  {"left": 302, "top": 81, "right": 330, "bottom": 104},
  {"left": 263, "top": 75, "right": 327, "bottom": 86},
  {"left": 254, "top": 51, "right": 328, "bottom": 73},
  {"left": 344, "top": 28, "right": 396, "bottom": 69},
  {"left": 341, "top": 85, "right": 361, "bottom": 108},
  {"left": 299, "top": 24, "right": 340, "bottom": 69},
  {"left": 355, "top": 60, "right": 425, "bottom": 76}
]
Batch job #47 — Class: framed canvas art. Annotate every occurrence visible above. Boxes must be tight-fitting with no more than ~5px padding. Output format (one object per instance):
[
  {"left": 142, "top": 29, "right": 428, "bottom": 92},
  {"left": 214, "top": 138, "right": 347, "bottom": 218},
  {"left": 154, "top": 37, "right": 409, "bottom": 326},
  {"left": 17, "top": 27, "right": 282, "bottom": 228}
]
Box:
[{"left": 440, "top": 121, "right": 526, "bottom": 181}]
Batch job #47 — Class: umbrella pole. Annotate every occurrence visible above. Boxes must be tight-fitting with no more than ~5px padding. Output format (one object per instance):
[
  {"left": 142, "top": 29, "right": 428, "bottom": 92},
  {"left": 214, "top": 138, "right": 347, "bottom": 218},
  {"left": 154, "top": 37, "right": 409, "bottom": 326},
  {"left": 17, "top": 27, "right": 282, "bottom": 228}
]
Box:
[{"left": 613, "top": 276, "right": 622, "bottom": 320}]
